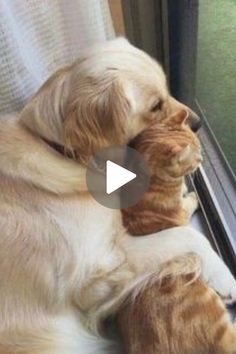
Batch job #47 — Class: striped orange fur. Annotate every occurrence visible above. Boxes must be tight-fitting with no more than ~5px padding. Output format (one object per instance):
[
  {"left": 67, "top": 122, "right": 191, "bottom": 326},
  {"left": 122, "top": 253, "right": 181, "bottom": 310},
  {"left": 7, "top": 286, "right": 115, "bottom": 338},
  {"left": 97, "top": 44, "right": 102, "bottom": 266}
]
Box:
[
  {"left": 118, "top": 255, "right": 236, "bottom": 354},
  {"left": 122, "top": 110, "right": 201, "bottom": 235},
  {"left": 119, "top": 111, "right": 236, "bottom": 353}
]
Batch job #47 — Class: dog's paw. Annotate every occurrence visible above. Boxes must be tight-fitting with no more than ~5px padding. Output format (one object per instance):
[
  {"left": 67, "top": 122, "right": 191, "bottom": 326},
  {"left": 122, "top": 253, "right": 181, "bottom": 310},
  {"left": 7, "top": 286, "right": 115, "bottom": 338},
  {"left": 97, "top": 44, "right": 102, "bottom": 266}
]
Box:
[{"left": 207, "top": 264, "right": 236, "bottom": 305}]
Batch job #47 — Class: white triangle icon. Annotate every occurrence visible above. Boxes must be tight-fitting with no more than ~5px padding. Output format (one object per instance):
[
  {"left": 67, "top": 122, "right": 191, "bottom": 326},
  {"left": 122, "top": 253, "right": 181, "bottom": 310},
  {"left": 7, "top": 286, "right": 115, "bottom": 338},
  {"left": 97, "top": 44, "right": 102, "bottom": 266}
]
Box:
[{"left": 106, "top": 160, "right": 136, "bottom": 194}]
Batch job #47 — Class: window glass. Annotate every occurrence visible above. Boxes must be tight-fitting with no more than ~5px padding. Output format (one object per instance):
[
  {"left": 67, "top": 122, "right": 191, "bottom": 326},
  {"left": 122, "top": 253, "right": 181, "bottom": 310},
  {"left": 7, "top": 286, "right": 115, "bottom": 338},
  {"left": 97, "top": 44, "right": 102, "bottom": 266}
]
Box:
[{"left": 196, "top": 0, "right": 236, "bottom": 174}]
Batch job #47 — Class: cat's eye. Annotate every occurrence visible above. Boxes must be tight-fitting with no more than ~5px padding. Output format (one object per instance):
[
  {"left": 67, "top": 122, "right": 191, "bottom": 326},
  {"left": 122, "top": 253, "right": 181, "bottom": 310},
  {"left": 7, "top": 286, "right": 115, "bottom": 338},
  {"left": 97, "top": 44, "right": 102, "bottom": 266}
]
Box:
[{"left": 150, "top": 100, "right": 163, "bottom": 112}]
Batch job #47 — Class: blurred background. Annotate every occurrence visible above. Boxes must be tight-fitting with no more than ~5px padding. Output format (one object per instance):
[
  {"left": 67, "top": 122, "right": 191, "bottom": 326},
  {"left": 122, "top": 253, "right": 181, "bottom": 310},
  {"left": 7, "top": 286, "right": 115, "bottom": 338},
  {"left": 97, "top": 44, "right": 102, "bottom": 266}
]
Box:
[{"left": 196, "top": 0, "right": 236, "bottom": 174}]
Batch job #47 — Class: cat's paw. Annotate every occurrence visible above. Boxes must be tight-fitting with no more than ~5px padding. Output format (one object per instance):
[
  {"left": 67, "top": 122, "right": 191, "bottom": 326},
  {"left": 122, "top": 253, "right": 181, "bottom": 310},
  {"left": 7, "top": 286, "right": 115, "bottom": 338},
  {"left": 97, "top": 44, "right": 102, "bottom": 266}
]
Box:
[
  {"left": 182, "top": 182, "right": 188, "bottom": 196},
  {"left": 188, "top": 192, "right": 199, "bottom": 212},
  {"left": 183, "top": 192, "right": 199, "bottom": 216}
]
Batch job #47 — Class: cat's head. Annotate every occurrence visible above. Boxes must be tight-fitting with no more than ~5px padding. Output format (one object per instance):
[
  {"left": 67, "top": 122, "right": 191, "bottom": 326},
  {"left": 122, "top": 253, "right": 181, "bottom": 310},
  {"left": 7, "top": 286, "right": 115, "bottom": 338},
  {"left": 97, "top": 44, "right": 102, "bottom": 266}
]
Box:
[{"left": 130, "top": 110, "right": 202, "bottom": 180}]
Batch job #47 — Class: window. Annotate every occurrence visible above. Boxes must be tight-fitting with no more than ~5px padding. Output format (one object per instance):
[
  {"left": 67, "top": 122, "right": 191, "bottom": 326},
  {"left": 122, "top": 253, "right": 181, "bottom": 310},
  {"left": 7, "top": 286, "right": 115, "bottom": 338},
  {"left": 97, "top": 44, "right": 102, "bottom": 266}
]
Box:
[
  {"left": 169, "top": 1, "right": 236, "bottom": 278},
  {"left": 196, "top": 0, "right": 236, "bottom": 175},
  {"left": 194, "top": 1, "right": 236, "bottom": 274},
  {"left": 120, "top": 0, "right": 236, "bottom": 276}
]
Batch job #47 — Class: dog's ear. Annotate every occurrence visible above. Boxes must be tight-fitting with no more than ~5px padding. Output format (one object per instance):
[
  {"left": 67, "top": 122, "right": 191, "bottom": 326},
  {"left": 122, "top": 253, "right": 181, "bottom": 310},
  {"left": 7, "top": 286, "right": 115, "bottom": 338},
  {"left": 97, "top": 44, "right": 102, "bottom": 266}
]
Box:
[
  {"left": 64, "top": 76, "right": 130, "bottom": 164},
  {"left": 20, "top": 66, "right": 72, "bottom": 143},
  {"left": 20, "top": 64, "right": 131, "bottom": 165}
]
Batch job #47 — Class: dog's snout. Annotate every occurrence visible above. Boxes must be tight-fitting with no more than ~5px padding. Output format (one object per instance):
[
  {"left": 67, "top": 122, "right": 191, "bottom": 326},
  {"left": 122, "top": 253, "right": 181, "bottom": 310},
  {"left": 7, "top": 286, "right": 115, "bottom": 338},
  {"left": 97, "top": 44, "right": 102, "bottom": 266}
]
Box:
[
  {"left": 167, "top": 97, "right": 202, "bottom": 132},
  {"left": 189, "top": 112, "right": 202, "bottom": 132}
]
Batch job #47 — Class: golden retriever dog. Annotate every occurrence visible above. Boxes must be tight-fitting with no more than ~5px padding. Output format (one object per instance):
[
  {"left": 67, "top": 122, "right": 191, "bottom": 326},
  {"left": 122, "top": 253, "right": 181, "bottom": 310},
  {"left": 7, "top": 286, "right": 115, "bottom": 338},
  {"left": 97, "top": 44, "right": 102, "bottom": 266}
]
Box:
[{"left": 0, "top": 38, "right": 235, "bottom": 354}]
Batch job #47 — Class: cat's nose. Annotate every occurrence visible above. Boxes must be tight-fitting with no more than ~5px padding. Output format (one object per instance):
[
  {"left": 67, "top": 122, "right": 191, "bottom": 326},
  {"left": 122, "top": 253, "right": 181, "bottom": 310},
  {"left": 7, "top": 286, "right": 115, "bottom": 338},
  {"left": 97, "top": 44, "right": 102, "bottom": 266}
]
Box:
[{"left": 189, "top": 111, "right": 202, "bottom": 132}]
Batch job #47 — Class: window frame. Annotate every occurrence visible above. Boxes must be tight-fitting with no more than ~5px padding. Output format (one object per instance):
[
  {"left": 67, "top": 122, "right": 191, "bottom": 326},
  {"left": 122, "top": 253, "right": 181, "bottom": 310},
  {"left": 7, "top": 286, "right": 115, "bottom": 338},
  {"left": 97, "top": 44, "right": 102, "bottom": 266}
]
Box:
[
  {"left": 121, "top": 0, "right": 170, "bottom": 75},
  {"left": 192, "top": 104, "right": 236, "bottom": 276},
  {"left": 167, "top": 0, "right": 236, "bottom": 274}
]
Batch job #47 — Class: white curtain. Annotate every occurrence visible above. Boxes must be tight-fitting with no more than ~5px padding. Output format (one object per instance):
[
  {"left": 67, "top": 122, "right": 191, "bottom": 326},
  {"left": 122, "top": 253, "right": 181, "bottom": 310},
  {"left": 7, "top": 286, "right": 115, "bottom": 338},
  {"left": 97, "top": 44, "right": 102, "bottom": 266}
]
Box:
[{"left": 0, "top": 0, "right": 115, "bottom": 115}]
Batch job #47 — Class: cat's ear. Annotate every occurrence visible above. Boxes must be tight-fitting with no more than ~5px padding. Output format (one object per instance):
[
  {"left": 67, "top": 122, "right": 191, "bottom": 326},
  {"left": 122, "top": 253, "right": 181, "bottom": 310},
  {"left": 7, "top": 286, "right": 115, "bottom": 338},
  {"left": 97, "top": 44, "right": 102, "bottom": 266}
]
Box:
[
  {"left": 172, "top": 144, "right": 191, "bottom": 162},
  {"left": 165, "top": 109, "right": 189, "bottom": 126}
]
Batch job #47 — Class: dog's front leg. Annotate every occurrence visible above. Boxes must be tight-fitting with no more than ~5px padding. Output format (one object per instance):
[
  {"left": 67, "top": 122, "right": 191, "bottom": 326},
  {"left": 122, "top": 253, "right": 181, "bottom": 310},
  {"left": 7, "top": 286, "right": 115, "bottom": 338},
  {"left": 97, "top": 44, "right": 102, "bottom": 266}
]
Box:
[{"left": 121, "top": 226, "right": 236, "bottom": 302}]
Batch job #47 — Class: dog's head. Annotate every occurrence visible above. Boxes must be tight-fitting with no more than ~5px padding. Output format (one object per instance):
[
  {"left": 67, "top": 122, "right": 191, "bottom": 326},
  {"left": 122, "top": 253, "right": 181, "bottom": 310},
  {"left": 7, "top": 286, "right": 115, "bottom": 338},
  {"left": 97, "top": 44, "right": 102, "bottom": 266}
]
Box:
[{"left": 20, "top": 38, "right": 201, "bottom": 164}]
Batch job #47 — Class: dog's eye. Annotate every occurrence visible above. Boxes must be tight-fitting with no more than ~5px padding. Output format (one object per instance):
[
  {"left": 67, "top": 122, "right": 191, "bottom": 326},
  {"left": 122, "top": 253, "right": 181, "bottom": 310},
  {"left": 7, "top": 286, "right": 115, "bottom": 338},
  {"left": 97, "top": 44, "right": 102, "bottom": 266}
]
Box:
[{"left": 150, "top": 100, "right": 163, "bottom": 112}]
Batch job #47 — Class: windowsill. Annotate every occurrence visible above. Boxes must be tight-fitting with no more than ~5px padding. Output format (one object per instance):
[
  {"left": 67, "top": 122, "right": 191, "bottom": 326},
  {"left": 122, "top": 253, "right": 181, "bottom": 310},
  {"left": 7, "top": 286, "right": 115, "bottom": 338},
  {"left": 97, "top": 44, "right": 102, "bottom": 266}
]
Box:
[
  {"left": 191, "top": 209, "right": 211, "bottom": 240},
  {"left": 194, "top": 102, "right": 236, "bottom": 257},
  {"left": 190, "top": 171, "right": 236, "bottom": 321}
]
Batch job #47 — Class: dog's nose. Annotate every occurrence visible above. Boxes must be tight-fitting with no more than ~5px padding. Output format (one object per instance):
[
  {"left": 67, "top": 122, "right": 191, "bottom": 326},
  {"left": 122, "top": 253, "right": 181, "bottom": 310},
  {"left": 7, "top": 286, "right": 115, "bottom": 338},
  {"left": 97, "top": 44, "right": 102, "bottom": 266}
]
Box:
[
  {"left": 168, "top": 97, "right": 202, "bottom": 132},
  {"left": 189, "top": 111, "right": 202, "bottom": 132}
]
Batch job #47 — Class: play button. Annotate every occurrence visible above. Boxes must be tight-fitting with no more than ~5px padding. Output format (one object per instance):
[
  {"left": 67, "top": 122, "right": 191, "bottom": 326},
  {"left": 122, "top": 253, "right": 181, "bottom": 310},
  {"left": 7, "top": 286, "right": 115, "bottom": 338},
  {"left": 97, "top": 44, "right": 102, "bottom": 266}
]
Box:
[
  {"left": 86, "top": 145, "right": 150, "bottom": 209},
  {"left": 106, "top": 160, "right": 136, "bottom": 194}
]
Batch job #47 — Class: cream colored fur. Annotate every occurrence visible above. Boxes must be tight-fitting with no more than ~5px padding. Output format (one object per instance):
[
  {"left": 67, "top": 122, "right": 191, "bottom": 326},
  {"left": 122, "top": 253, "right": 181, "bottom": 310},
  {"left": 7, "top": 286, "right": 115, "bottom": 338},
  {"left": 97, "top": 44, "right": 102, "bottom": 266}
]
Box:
[{"left": 0, "top": 38, "right": 235, "bottom": 354}]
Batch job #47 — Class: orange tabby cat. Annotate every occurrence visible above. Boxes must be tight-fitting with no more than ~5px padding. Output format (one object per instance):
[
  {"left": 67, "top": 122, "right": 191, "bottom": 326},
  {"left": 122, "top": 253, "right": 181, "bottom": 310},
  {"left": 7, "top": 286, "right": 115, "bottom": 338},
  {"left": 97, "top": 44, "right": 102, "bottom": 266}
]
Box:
[
  {"left": 118, "top": 110, "right": 236, "bottom": 354},
  {"left": 122, "top": 110, "right": 201, "bottom": 236}
]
